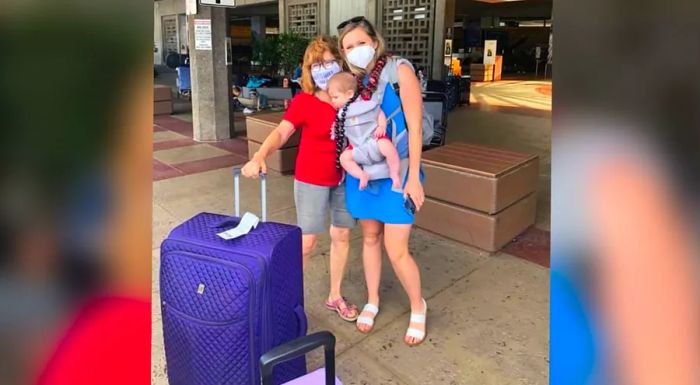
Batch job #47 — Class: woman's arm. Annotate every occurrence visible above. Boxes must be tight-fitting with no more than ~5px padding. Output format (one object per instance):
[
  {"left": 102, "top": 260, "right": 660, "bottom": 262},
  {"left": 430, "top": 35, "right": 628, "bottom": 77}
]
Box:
[
  {"left": 397, "top": 63, "right": 426, "bottom": 209},
  {"left": 255, "top": 120, "right": 295, "bottom": 160},
  {"left": 241, "top": 120, "right": 295, "bottom": 177}
]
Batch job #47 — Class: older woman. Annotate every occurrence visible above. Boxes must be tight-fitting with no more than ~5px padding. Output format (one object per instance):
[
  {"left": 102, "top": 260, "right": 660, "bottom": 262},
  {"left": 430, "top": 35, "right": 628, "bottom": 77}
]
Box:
[
  {"left": 337, "top": 17, "right": 428, "bottom": 346},
  {"left": 241, "top": 36, "right": 359, "bottom": 322}
]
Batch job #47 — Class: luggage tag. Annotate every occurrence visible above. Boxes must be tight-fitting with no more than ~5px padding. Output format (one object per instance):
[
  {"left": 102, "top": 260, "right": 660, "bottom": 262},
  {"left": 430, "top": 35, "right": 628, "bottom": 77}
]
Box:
[{"left": 217, "top": 212, "right": 260, "bottom": 240}]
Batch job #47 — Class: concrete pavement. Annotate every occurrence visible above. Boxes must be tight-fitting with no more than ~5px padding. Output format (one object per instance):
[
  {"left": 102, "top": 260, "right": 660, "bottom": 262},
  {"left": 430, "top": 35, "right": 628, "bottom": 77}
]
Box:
[
  {"left": 151, "top": 79, "right": 551, "bottom": 384},
  {"left": 152, "top": 172, "right": 549, "bottom": 385}
]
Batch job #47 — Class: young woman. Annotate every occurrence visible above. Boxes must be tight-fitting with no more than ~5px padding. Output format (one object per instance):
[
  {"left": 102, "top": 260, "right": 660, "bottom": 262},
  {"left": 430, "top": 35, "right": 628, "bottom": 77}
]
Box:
[
  {"left": 240, "top": 36, "right": 359, "bottom": 322},
  {"left": 337, "top": 17, "right": 428, "bottom": 346}
]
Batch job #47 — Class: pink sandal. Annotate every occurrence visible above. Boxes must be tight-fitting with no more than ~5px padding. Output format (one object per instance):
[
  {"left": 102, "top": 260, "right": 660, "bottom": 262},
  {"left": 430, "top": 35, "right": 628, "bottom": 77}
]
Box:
[{"left": 324, "top": 297, "right": 359, "bottom": 322}]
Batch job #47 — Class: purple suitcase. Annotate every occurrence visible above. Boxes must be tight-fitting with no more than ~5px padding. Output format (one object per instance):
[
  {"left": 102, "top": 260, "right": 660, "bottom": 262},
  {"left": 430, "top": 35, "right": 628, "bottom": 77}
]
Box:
[{"left": 160, "top": 169, "right": 307, "bottom": 385}]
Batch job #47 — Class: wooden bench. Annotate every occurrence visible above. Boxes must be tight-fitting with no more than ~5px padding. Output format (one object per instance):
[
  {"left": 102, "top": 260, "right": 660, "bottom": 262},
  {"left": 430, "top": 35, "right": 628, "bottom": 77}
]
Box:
[
  {"left": 245, "top": 112, "right": 298, "bottom": 174},
  {"left": 415, "top": 142, "right": 539, "bottom": 252}
]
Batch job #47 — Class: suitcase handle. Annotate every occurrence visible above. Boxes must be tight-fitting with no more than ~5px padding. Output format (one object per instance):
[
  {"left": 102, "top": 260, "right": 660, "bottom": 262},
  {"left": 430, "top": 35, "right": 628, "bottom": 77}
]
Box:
[
  {"left": 294, "top": 304, "right": 308, "bottom": 337},
  {"left": 260, "top": 331, "right": 336, "bottom": 385},
  {"left": 232, "top": 167, "right": 267, "bottom": 222}
]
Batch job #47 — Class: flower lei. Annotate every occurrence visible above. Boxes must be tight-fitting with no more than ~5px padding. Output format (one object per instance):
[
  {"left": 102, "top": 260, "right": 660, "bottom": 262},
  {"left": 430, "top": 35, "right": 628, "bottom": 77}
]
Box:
[
  {"left": 333, "top": 92, "right": 360, "bottom": 170},
  {"left": 356, "top": 55, "right": 389, "bottom": 101},
  {"left": 333, "top": 55, "right": 389, "bottom": 170}
]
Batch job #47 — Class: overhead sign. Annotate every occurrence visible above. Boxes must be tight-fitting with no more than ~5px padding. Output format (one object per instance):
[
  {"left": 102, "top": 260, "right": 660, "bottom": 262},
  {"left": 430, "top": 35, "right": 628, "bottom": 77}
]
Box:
[
  {"left": 194, "top": 19, "right": 212, "bottom": 50},
  {"left": 186, "top": 0, "right": 197, "bottom": 15},
  {"left": 484, "top": 40, "right": 497, "bottom": 65},
  {"left": 199, "top": 0, "right": 236, "bottom": 7}
]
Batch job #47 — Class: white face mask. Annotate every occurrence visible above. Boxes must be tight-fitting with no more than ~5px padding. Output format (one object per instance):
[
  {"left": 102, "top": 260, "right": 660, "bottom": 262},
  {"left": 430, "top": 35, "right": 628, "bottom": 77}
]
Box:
[{"left": 346, "top": 45, "right": 376, "bottom": 70}]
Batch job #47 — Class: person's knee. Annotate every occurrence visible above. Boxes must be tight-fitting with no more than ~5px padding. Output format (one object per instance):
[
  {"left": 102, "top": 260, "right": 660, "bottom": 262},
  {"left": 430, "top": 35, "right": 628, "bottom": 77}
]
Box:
[
  {"left": 386, "top": 247, "right": 409, "bottom": 264},
  {"left": 302, "top": 237, "right": 317, "bottom": 257},
  {"left": 330, "top": 226, "right": 350, "bottom": 245},
  {"left": 363, "top": 231, "right": 382, "bottom": 247},
  {"left": 384, "top": 229, "right": 410, "bottom": 264},
  {"left": 379, "top": 140, "right": 398, "bottom": 159},
  {"left": 377, "top": 139, "right": 391, "bottom": 151}
]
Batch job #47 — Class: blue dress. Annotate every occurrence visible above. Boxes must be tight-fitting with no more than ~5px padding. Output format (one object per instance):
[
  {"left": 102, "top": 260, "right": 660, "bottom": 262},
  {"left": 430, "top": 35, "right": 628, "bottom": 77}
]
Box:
[
  {"left": 344, "top": 68, "right": 423, "bottom": 225},
  {"left": 345, "top": 172, "right": 420, "bottom": 224}
]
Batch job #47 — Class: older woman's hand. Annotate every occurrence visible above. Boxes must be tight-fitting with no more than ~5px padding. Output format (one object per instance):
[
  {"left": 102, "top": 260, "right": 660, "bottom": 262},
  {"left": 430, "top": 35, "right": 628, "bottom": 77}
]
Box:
[
  {"left": 404, "top": 176, "right": 425, "bottom": 212},
  {"left": 241, "top": 154, "right": 267, "bottom": 178}
]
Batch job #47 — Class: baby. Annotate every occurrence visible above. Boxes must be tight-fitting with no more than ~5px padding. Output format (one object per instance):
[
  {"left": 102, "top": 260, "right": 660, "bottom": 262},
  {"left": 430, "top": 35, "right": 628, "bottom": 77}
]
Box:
[{"left": 328, "top": 72, "right": 401, "bottom": 190}]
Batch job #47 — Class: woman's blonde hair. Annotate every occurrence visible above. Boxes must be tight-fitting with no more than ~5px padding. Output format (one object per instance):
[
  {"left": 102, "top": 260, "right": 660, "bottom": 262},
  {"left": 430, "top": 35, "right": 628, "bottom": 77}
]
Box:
[
  {"left": 300, "top": 35, "right": 342, "bottom": 94},
  {"left": 338, "top": 18, "right": 387, "bottom": 76}
]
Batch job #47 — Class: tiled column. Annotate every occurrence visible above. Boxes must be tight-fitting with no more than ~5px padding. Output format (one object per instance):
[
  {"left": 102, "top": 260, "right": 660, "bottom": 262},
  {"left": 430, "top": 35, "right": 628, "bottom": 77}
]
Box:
[{"left": 188, "top": 6, "right": 233, "bottom": 142}]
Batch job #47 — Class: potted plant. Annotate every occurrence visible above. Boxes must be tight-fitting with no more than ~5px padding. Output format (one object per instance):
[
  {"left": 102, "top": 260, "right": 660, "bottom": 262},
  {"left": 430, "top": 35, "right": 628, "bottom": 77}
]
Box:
[
  {"left": 276, "top": 32, "right": 310, "bottom": 76},
  {"left": 251, "top": 33, "right": 279, "bottom": 74}
]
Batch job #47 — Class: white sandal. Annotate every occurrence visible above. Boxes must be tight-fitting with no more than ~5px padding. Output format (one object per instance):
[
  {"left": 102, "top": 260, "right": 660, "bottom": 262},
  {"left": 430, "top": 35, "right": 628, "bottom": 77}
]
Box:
[
  {"left": 356, "top": 303, "right": 379, "bottom": 333},
  {"left": 405, "top": 298, "right": 427, "bottom": 346}
]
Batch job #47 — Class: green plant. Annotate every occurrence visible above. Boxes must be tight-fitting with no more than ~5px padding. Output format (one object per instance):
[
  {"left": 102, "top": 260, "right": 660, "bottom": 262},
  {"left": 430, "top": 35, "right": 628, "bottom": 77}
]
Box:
[
  {"left": 276, "top": 32, "right": 310, "bottom": 75},
  {"left": 251, "top": 33, "right": 279, "bottom": 73},
  {"left": 251, "top": 32, "right": 310, "bottom": 76}
]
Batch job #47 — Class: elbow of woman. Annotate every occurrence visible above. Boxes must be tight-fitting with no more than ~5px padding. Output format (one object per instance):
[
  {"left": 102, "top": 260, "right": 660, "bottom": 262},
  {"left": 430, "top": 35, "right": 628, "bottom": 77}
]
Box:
[{"left": 275, "top": 120, "right": 295, "bottom": 144}]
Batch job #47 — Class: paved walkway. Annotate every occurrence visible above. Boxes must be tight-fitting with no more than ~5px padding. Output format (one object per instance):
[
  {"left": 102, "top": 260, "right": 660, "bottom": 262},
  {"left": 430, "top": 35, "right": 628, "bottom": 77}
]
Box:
[
  {"left": 470, "top": 80, "right": 552, "bottom": 114},
  {"left": 152, "top": 79, "right": 551, "bottom": 384},
  {"left": 153, "top": 115, "right": 248, "bottom": 181}
]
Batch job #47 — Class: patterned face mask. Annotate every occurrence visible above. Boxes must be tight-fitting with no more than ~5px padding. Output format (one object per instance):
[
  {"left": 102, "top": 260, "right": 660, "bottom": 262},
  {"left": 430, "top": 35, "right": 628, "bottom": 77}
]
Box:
[{"left": 311, "top": 62, "right": 341, "bottom": 90}]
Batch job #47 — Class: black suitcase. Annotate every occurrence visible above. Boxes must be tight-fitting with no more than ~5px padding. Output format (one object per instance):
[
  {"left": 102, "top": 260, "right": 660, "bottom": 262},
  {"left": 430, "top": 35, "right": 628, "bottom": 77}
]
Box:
[{"left": 422, "top": 91, "right": 449, "bottom": 149}]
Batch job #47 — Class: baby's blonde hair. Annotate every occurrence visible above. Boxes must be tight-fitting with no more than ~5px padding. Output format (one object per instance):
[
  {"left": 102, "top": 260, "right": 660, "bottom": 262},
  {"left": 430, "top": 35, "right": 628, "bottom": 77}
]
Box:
[{"left": 328, "top": 72, "right": 357, "bottom": 93}]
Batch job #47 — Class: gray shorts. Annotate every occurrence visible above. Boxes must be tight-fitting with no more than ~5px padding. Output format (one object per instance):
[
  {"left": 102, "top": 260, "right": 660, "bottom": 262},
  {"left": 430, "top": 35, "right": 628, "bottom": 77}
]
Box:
[{"left": 294, "top": 179, "right": 356, "bottom": 234}]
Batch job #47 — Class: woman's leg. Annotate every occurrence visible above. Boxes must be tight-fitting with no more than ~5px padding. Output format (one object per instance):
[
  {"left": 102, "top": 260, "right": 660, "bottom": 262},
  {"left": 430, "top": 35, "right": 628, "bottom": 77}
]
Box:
[
  {"left": 357, "top": 219, "right": 384, "bottom": 333},
  {"left": 302, "top": 234, "right": 317, "bottom": 270},
  {"left": 328, "top": 225, "right": 351, "bottom": 301},
  {"left": 325, "top": 184, "right": 358, "bottom": 321},
  {"left": 294, "top": 179, "right": 326, "bottom": 270},
  {"left": 383, "top": 224, "right": 425, "bottom": 344}
]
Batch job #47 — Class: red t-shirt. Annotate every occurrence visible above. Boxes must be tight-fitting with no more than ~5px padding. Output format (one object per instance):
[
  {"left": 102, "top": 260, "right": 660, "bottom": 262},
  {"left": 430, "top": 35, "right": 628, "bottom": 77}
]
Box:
[
  {"left": 35, "top": 296, "right": 150, "bottom": 385},
  {"left": 283, "top": 92, "right": 342, "bottom": 186}
]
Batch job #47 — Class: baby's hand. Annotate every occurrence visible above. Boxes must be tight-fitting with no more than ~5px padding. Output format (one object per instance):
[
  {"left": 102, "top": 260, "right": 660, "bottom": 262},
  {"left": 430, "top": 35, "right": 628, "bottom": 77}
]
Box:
[
  {"left": 374, "top": 125, "right": 386, "bottom": 139},
  {"left": 374, "top": 109, "right": 388, "bottom": 138}
]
